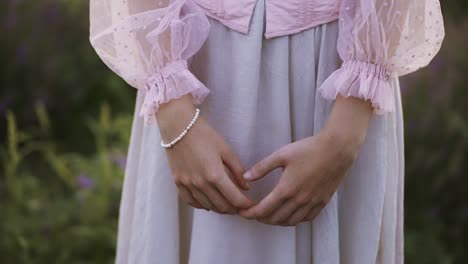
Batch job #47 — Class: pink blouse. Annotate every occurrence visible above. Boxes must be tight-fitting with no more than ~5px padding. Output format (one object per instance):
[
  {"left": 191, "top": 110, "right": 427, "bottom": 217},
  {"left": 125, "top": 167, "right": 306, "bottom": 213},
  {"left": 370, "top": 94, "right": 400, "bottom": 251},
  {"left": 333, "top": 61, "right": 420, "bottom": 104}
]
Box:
[
  {"left": 193, "top": 0, "right": 340, "bottom": 38},
  {"left": 89, "top": 0, "right": 445, "bottom": 126}
]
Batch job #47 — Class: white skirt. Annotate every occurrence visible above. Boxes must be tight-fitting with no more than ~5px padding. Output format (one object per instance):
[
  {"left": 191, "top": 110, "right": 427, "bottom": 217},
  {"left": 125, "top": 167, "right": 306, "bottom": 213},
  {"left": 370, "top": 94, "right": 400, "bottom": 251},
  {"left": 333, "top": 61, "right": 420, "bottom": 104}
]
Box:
[{"left": 116, "top": 0, "right": 405, "bottom": 263}]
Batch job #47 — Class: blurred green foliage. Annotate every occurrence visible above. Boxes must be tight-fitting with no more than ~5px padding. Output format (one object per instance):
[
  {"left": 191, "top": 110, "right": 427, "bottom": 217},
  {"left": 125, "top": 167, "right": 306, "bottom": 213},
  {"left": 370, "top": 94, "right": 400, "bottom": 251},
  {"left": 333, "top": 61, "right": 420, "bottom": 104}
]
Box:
[
  {"left": 0, "top": 0, "right": 467, "bottom": 263},
  {"left": 0, "top": 103, "right": 132, "bottom": 263},
  {"left": 0, "top": 0, "right": 135, "bottom": 153},
  {"left": 402, "top": 18, "right": 468, "bottom": 264}
]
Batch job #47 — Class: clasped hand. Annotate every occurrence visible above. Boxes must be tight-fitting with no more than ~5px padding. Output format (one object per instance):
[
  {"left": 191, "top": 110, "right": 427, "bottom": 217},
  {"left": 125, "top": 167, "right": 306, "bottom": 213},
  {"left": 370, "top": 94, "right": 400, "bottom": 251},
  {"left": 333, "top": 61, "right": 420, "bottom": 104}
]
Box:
[
  {"left": 237, "top": 96, "right": 373, "bottom": 226},
  {"left": 162, "top": 95, "right": 373, "bottom": 226},
  {"left": 238, "top": 132, "right": 358, "bottom": 226}
]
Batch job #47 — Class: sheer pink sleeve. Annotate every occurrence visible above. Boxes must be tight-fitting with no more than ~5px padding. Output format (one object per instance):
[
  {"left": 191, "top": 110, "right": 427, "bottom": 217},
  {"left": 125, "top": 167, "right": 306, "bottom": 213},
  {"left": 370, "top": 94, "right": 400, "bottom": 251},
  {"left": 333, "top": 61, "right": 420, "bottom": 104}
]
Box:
[
  {"left": 89, "top": 0, "right": 211, "bottom": 125},
  {"left": 318, "top": 0, "right": 445, "bottom": 114}
]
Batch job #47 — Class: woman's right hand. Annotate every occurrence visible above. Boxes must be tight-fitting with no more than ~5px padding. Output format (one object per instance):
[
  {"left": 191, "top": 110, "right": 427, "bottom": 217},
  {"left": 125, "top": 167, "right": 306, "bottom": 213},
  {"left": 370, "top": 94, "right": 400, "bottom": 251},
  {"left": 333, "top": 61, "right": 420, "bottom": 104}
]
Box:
[{"left": 156, "top": 94, "right": 256, "bottom": 214}]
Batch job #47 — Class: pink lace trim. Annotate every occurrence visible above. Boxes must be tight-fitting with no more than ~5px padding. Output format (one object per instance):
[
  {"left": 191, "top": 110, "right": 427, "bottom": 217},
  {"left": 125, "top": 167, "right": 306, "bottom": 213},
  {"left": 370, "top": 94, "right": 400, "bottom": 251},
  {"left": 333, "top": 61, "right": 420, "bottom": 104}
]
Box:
[
  {"left": 139, "top": 60, "right": 210, "bottom": 125},
  {"left": 318, "top": 60, "right": 395, "bottom": 115}
]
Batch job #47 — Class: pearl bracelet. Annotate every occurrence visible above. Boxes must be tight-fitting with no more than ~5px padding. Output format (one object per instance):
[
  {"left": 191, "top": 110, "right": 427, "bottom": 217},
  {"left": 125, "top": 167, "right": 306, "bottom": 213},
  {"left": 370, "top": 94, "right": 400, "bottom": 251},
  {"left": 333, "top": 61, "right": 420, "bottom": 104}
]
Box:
[{"left": 160, "top": 108, "right": 200, "bottom": 148}]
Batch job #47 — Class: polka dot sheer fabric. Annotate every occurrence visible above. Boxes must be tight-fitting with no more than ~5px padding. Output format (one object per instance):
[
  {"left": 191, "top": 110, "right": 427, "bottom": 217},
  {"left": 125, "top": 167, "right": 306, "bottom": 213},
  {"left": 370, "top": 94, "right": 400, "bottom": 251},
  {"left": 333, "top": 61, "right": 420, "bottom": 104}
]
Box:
[
  {"left": 89, "top": 0, "right": 445, "bottom": 125},
  {"left": 318, "top": 0, "right": 445, "bottom": 114},
  {"left": 89, "top": 0, "right": 211, "bottom": 125}
]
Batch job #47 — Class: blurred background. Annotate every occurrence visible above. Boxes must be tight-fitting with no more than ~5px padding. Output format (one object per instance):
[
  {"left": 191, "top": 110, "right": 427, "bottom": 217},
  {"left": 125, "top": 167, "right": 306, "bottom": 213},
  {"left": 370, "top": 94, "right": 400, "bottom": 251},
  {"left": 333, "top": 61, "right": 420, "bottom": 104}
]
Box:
[{"left": 0, "top": 0, "right": 467, "bottom": 263}]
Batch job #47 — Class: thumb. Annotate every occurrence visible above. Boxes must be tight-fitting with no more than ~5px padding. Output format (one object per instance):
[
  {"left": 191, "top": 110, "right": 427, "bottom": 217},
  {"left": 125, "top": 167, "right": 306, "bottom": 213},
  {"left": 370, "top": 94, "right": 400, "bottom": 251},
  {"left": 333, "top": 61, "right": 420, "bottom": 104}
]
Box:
[
  {"left": 220, "top": 146, "right": 251, "bottom": 190},
  {"left": 243, "top": 150, "right": 286, "bottom": 182}
]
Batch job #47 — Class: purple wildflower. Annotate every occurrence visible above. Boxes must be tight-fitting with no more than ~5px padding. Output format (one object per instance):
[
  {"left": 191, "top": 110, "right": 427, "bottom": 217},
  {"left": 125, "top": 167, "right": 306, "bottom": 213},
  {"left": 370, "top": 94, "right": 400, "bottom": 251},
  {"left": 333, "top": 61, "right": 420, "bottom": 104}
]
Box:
[
  {"left": 77, "top": 174, "right": 94, "bottom": 189},
  {"left": 116, "top": 157, "right": 127, "bottom": 170},
  {"left": 110, "top": 153, "right": 127, "bottom": 170}
]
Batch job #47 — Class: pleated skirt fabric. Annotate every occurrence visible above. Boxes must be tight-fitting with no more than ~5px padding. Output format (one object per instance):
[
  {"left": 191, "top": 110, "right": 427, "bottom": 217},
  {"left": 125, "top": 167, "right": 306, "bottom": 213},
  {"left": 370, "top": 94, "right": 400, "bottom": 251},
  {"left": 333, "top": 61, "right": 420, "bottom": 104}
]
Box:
[{"left": 116, "top": 0, "right": 405, "bottom": 263}]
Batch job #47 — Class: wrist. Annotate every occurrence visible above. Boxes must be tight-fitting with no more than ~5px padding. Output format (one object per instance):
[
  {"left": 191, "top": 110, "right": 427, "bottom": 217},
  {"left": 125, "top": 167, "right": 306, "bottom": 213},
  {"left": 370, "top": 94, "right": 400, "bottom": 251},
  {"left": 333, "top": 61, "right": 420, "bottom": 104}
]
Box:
[
  {"left": 320, "top": 95, "right": 373, "bottom": 155},
  {"left": 155, "top": 94, "right": 197, "bottom": 142}
]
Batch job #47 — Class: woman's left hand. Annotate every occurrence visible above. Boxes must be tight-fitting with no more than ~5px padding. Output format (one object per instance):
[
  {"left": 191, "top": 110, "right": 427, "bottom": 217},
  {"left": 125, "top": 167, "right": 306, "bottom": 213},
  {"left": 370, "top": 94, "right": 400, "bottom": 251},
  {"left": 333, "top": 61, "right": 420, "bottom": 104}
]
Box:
[{"left": 238, "top": 95, "right": 374, "bottom": 226}]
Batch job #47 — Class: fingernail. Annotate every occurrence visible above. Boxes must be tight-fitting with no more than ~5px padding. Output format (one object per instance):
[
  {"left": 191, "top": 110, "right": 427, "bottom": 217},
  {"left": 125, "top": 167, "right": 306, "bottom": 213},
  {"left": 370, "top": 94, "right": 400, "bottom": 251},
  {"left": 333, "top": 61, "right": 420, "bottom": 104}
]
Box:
[{"left": 243, "top": 171, "right": 252, "bottom": 180}]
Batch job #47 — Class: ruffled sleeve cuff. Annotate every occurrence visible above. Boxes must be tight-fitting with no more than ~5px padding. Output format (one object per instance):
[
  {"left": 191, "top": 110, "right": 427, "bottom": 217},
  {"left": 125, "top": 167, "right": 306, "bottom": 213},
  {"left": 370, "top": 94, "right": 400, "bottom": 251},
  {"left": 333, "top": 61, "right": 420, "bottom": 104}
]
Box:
[
  {"left": 318, "top": 60, "right": 395, "bottom": 115},
  {"left": 139, "top": 60, "right": 210, "bottom": 126}
]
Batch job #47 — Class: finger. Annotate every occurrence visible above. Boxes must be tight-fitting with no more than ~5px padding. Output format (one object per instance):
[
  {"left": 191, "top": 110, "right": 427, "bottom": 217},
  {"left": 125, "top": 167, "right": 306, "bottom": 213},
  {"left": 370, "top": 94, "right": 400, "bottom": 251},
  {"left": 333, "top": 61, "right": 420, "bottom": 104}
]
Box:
[
  {"left": 202, "top": 184, "right": 238, "bottom": 214},
  {"left": 221, "top": 148, "right": 250, "bottom": 190},
  {"left": 190, "top": 186, "right": 216, "bottom": 211},
  {"left": 304, "top": 203, "right": 325, "bottom": 221},
  {"left": 256, "top": 200, "right": 287, "bottom": 225},
  {"left": 177, "top": 185, "right": 203, "bottom": 209},
  {"left": 285, "top": 201, "right": 315, "bottom": 226},
  {"left": 265, "top": 197, "right": 303, "bottom": 224},
  {"left": 238, "top": 185, "right": 288, "bottom": 219},
  {"left": 214, "top": 174, "right": 257, "bottom": 209},
  {"left": 243, "top": 150, "right": 286, "bottom": 182}
]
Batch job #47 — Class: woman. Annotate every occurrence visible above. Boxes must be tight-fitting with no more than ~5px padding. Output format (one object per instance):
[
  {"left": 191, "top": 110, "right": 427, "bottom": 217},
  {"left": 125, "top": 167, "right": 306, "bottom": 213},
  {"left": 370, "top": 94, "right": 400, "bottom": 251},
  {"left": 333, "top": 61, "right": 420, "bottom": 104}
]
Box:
[{"left": 89, "top": 0, "right": 445, "bottom": 263}]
